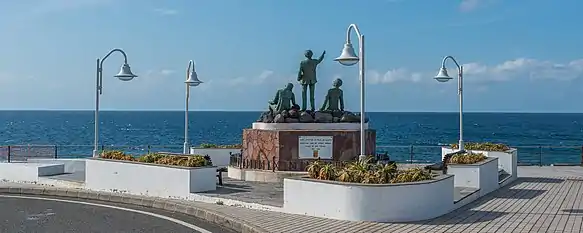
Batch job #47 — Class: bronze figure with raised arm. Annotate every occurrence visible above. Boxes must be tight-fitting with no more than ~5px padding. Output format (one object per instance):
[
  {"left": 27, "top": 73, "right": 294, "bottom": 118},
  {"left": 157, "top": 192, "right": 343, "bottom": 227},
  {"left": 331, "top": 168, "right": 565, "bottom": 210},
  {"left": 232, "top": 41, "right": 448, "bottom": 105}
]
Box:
[{"left": 297, "top": 49, "right": 325, "bottom": 111}]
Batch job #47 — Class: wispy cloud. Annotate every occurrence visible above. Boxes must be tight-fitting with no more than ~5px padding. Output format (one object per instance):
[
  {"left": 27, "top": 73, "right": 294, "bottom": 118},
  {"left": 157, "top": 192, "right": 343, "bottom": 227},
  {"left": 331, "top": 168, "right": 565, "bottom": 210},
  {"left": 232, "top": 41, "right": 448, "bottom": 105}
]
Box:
[
  {"left": 160, "top": 69, "right": 175, "bottom": 76},
  {"left": 153, "top": 8, "right": 178, "bottom": 16},
  {"left": 459, "top": 0, "right": 497, "bottom": 12},
  {"left": 367, "top": 58, "right": 583, "bottom": 85},
  {"left": 228, "top": 70, "right": 274, "bottom": 86},
  {"left": 445, "top": 16, "right": 505, "bottom": 28}
]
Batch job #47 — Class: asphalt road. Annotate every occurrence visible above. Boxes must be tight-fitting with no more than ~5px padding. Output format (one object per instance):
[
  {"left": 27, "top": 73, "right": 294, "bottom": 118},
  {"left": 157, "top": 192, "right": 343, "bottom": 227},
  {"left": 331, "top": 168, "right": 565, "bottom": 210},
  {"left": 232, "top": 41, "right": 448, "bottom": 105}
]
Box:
[{"left": 0, "top": 194, "right": 236, "bottom": 233}]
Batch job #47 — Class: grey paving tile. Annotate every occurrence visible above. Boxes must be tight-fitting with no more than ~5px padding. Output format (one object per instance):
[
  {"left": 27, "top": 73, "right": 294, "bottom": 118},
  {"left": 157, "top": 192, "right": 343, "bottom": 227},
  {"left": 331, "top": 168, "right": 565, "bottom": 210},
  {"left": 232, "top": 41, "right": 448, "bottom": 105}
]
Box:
[{"left": 2, "top": 166, "right": 583, "bottom": 233}]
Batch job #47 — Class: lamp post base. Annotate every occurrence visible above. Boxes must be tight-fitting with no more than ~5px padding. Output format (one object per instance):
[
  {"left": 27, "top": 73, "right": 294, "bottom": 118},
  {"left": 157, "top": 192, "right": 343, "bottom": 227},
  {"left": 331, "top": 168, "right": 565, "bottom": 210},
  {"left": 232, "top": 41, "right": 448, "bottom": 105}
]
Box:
[
  {"left": 92, "top": 150, "right": 99, "bottom": 158},
  {"left": 358, "top": 154, "right": 367, "bottom": 161},
  {"left": 183, "top": 142, "right": 189, "bottom": 155}
]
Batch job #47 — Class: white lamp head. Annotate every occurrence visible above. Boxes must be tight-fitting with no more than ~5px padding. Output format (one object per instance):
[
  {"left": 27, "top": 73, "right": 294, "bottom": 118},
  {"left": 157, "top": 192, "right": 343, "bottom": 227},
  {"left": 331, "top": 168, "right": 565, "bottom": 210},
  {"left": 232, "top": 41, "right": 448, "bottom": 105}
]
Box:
[
  {"left": 114, "top": 63, "right": 137, "bottom": 81},
  {"left": 185, "top": 70, "right": 203, "bottom": 87},
  {"left": 334, "top": 43, "right": 359, "bottom": 66},
  {"left": 434, "top": 67, "right": 452, "bottom": 82}
]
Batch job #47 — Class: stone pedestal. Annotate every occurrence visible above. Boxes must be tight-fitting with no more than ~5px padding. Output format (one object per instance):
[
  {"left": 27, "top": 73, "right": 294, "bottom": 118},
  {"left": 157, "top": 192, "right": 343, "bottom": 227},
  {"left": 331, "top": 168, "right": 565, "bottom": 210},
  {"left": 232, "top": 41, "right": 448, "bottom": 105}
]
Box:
[{"left": 242, "top": 123, "right": 376, "bottom": 171}]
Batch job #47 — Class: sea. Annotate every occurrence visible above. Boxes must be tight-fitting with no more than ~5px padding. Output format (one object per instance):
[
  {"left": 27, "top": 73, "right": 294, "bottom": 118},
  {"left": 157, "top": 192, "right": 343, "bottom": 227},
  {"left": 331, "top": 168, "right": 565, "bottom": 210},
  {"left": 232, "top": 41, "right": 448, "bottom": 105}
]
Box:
[{"left": 1, "top": 111, "right": 583, "bottom": 165}]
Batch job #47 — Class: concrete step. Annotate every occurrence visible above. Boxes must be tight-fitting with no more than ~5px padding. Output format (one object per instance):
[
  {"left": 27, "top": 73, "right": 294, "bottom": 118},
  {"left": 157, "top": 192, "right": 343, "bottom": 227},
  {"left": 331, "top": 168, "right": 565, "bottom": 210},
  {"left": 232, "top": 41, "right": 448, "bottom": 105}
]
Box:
[
  {"left": 38, "top": 176, "right": 85, "bottom": 189},
  {"left": 38, "top": 171, "right": 85, "bottom": 189},
  {"left": 454, "top": 186, "right": 479, "bottom": 203}
]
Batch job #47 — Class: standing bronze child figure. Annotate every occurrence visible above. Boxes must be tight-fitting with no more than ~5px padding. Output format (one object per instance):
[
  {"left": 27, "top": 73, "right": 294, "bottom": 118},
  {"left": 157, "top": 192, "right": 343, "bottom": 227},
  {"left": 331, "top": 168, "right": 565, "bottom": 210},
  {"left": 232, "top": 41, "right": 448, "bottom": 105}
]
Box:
[{"left": 297, "top": 49, "right": 325, "bottom": 111}]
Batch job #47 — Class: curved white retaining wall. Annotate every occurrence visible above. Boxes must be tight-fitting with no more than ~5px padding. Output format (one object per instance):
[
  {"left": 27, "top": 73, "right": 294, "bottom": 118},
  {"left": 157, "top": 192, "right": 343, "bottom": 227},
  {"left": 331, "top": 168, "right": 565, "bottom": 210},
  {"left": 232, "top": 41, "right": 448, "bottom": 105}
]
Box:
[
  {"left": 284, "top": 175, "right": 455, "bottom": 222},
  {"left": 442, "top": 147, "right": 518, "bottom": 185},
  {"left": 252, "top": 122, "right": 368, "bottom": 130},
  {"left": 228, "top": 166, "right": 306, "bottom": 182},
  {"left": 86, "top": 158, "right": 216, "bottom": 198},
  {"left": 26, "top": 158, "right": 86, "bottom": 173},
  {"left": 448, "top": 157, "right": 500, "bottom": 196},
  {"left": 0, "top": 163, "right": 64, "bottom": 182},
  {"left": 189, "top": 148, "right": 241, "bottom": 168}
]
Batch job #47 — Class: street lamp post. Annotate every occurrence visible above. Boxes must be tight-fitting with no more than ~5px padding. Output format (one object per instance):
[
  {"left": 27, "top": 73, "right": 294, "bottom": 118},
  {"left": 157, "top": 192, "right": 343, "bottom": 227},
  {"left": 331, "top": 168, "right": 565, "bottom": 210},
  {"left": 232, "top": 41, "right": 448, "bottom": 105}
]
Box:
[
  {"left": 183, "top": 60, "right": 203, "bottom": 154},
  {"left": 434, "top": 56, "right": 464, "bottom": 151},
  {"left": 334, "top": 24, "right": 366, "bottom": 161},
  {"left": 93, "top": 48, "right": 138, "bottom": 158}
]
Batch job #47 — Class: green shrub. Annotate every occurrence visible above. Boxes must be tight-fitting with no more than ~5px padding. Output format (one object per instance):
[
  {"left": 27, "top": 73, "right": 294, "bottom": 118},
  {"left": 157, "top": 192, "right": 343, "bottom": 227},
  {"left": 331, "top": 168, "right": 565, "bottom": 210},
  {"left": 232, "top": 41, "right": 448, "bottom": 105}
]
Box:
[
  {"left": 305, "top": 159, "right": 432, "bottom": 184},
  {"left": 449, "top": 152, "right": 487, "bottom": 164},
  {"left": 138, "top": 153, "right": 167, "bottom": 163},
  {"left": 451, "top": 142, "right": 510, "bottom": 152},
  {"left": 199, "top": 143, "right": 218, "bottom": 148},
  {"left": 199, "top": 143, "right": 242, "bottom": 149},
  {"left": 100, "top": 150, "right": 134, "bottom": 161},
  {"left": 153, "top": 155, "right": 210, "bottom": 167},
  {"left": 103, "top": 151, "right": 210, "bottom": 168},
  {"left": 391, "top": 168, "right": 433, "bottom": 184}
]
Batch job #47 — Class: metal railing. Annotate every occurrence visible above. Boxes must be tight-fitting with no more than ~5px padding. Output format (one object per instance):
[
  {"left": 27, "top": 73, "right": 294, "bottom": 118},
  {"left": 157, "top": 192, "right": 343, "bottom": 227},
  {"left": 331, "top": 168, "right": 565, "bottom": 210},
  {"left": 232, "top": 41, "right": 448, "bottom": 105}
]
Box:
[
  {"left": 1, "top": 144, "right": 582, "bottom": 166},
  {"left": 375, "top": 145, "right": 583, "bottom": 166}
]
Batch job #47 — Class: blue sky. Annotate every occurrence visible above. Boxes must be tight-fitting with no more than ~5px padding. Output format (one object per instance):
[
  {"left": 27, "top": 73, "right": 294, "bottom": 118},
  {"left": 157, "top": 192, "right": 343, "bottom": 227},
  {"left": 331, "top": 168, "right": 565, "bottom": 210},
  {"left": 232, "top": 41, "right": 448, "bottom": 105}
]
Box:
[{"left": 1, "top": 0, "right": 582, "bottom": 112}]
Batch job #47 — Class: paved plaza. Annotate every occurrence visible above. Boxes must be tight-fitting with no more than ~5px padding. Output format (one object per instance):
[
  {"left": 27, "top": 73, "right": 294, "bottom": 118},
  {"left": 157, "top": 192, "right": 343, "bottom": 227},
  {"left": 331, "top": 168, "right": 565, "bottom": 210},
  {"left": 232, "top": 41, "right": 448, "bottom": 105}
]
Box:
[{"left": 2, "top": 166, "right": 583, "bottom": 233}]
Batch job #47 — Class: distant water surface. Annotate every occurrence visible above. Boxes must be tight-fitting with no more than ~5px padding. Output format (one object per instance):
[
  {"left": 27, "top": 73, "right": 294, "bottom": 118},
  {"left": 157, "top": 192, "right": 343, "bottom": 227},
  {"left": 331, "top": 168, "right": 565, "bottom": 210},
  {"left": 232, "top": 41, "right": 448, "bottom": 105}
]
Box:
[{"left": 1, "top": 111, "right": 582, "bottom": 165}]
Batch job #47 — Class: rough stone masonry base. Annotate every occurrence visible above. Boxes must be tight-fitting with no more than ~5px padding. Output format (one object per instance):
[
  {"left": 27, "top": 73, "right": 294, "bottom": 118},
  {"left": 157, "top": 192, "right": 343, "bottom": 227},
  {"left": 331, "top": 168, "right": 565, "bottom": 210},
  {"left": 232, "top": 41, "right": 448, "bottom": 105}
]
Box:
[
  {"left": 0, "top": 186, "right": 269, "bottom": 233},
  {"left": 242, "top": 128, "right": 376, "bottom": 171}
]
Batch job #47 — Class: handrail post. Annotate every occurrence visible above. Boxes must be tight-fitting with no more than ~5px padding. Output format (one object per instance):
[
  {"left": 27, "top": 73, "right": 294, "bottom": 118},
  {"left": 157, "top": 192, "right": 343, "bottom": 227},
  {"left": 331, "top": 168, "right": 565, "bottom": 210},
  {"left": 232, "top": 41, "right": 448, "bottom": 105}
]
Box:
[
  {"left": 539, "top": 145, "right": 543, "bottom": 167},
  {"left": 409, "top": 145, "right": 414, "bottom": 164},
  {"left": 272, "top": 156, "right": 276, "bottom": 172},
  {"left": 54, "top": 145, "right": 58, "bottom": 159},
  {"left": 7, "top": 146, "right": 11, "bottom": 163},
  {"left": 580, "top": 146, "right": 583, "bottom": 166}
]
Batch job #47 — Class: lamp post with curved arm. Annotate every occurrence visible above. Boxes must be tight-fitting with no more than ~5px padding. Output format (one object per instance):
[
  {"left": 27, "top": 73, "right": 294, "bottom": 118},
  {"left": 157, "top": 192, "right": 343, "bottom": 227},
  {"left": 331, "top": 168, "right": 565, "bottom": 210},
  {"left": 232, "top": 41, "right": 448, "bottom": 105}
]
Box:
[
  {"left": 183, "top": 60, "right": 203, "bottom": 154},
  {"left": 434, "top": 56, "right": 464, "bottom": 151},
  {"left": 92, "top": 48, "right": 138, "bottom": 158},
  {"left": 334, "top": 24, "right": 366, "bottom": 161}
]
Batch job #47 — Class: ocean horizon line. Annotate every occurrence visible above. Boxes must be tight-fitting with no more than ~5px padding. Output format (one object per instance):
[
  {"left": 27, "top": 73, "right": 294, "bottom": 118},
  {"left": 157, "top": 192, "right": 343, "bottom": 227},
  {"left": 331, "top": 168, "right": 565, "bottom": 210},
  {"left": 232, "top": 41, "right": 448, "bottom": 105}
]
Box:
[{"left": 0, "top": 109, "right": 583, "bottom": 114}]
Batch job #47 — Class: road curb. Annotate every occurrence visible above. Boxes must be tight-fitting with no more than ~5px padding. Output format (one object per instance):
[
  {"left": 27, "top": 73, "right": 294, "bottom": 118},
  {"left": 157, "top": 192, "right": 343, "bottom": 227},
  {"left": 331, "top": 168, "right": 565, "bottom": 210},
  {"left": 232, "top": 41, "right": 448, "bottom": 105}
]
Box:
[{"left": 0, "top": 186, "right": 269, "bottom": 233}]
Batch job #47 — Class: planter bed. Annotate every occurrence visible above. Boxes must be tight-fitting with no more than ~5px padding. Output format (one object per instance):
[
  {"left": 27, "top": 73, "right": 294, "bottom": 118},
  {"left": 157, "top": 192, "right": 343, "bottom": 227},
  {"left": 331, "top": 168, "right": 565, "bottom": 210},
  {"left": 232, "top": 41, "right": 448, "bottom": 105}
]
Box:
[
  {"left": 189, "top": 148, "right": 241, "bottom": 168},
  {"left": 447, "top": 157, "right": 499, "bottom": 196},
  {"left": 442, "top": 147, "right": 518, "bottom": 185},
  {"left": 283, "top": 174, "right": 455, "bottom": 222},
  {"left": 85, "top": 158, "right": 216, "bottom": 198}
]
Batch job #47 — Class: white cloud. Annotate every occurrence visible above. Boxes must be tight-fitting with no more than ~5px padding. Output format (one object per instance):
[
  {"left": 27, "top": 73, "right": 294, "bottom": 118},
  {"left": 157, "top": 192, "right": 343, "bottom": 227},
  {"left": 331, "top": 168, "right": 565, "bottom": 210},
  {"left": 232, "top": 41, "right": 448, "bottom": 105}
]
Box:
[
  {"left": 459, "top": 0, "right": 502, "bottom": 12},
  {"left": 227, "top": 70, "right": 278, "bottom": 86},
  {"left": 153, "top": 8, "right": 178, "bottom": 16},
  {"left": 460, "top": 0, "right": 481, "bottom": 12},
  {"left": 367, "top": 68, "right": 424, "bottom": 84},
  {"left": 159, "top": 69, "right": 175, "bottom": 76},
  {"left": 368, "top": 58, "right": 583, "bottom": 85},
  {"left": 462, "top": 58, "right": 583, "bottom": 82},
  {"left": 445, "top": 17, "right": 504, "bottom": 28}
]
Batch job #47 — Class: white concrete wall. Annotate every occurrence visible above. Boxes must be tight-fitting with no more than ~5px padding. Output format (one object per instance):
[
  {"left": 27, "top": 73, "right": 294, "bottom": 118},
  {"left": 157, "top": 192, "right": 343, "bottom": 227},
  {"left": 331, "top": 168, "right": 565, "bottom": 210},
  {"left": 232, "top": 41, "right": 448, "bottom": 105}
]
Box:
[
  {"left": 448, "top": 157, "right": 500, "bottom": 196},
  {"left": 85, "top": 159, "right": 216, "bottom": 198},
  {"left": 442, "top": 147, "right": 518, "bottom": 184},
  {"left": 26, "top": 158, "right": 86, "bottom": 173},
  {"left": 228, "top": 166, "right": 306, "bottom": 182},
  {"left": 0, "top": 163, "right": 64, "bottom": 182},
  {"left": 189, "top": 148, "right": 240, "bottom": 168},
  {"left": 283, "top": 175, "right": 455, "bottom": 222}
]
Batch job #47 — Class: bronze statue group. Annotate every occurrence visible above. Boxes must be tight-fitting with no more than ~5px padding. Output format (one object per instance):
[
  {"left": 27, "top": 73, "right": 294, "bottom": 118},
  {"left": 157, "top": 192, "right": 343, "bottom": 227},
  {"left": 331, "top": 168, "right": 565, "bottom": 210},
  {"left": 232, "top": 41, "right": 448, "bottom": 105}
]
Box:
[{"left": 260, "top": 49, "right": 361, "bottom": 124}]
